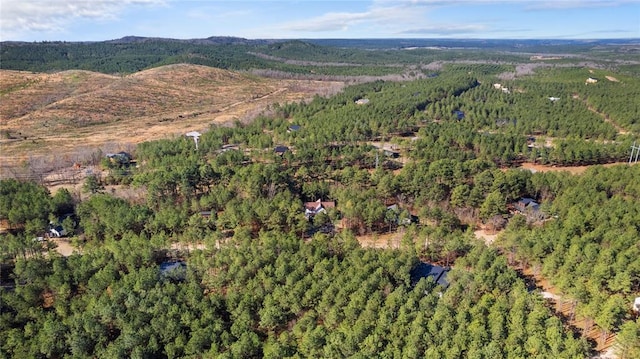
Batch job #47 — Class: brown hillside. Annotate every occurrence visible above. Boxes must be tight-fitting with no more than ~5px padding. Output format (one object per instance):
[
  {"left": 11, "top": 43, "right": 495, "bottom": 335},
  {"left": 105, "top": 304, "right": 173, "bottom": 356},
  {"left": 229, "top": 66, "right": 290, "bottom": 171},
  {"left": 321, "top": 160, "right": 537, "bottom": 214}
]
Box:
[{"left": 0, "top": 64, "right": 344, "bottom": 170}]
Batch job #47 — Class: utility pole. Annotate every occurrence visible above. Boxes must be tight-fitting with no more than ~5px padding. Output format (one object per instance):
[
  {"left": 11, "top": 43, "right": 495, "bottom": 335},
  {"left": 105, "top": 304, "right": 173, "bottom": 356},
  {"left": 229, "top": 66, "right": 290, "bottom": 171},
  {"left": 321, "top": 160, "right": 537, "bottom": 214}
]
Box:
[
  {"left": 629, "top": 141, "right": 640, "bottom": 164},
  {"left": 186, "top": 131, "right": 202, "bottom": 150}
]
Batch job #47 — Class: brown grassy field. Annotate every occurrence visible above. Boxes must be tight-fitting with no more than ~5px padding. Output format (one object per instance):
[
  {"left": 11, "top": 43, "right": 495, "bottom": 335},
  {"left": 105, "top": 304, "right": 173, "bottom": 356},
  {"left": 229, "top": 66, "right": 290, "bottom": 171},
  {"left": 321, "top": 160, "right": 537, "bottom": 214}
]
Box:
[{"left": 0, "top": 64, "right": 344, "bottom": 173}]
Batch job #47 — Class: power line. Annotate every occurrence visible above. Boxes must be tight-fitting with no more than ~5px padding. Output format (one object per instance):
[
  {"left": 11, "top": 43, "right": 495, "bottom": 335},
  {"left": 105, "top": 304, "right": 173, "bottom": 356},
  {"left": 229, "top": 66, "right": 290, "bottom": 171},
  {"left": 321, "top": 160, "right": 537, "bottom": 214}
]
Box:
[{"left": 630, "top": 141, "right": 640, "bottom": 164}]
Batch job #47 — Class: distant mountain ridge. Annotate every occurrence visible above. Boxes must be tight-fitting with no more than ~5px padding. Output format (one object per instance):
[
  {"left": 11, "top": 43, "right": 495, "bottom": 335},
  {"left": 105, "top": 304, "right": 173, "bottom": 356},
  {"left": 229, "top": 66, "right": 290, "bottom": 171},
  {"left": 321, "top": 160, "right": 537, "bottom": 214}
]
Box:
[
  {"left": 104, "top": 35, "right": 278, "bottom": 46},
  {"left": 1, "top": 35, "right": 638, "bottom": 75}
]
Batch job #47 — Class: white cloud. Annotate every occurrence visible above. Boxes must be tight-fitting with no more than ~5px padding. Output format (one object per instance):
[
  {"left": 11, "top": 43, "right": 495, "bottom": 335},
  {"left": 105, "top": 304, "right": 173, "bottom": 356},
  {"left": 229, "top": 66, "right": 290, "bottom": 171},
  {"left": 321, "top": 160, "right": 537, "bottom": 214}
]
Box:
[
  {"left": 383, "top": 0, "right": 635, "bottom": 9},
  {"left": 284, "top": 11, "right": 375, "bottom": 32},
  {"left": 1, "top": 0, "right": 164, "bottom": 40},
  {"left": 525, "top": 0, "right": 636, "bottom": 10},
  {"left": 280, "top": 1, "right": 427, "bottom": 33},
  {"left": 400, "top": 24, "right": 489, "bottom": 36}
]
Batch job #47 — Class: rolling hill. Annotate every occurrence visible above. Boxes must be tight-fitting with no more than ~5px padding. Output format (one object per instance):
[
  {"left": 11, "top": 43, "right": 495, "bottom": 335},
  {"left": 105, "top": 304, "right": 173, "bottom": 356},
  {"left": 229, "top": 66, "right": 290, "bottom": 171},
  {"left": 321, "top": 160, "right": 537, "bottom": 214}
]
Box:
[{"left": 0, "top": 64, "right": 344, "bottom": 170}]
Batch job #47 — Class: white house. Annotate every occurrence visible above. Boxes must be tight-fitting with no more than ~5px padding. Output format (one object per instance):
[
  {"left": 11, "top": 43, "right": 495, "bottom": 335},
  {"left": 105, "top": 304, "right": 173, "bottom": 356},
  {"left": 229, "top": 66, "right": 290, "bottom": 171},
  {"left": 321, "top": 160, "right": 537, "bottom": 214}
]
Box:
[
  {"left": 634, "top": 297, "right": 640, "bottom": 312},
  {"left": 304, "top": 199, "right": 335, "bottom": 219}
]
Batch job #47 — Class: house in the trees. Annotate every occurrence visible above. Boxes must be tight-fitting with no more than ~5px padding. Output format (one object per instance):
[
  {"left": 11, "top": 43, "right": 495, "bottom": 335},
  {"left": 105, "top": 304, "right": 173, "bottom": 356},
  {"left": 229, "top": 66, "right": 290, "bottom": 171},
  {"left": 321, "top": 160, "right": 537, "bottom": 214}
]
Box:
[
  {"left": 453, "top": 110, "right": 465, "bottom": 120},
  {"left": 633, "top": 297, "right": 640, "bottom": 312},
  {"left": 105, "top": 151, "right": 132, "bottom": 165},
  {"left": 410, "top": 262, "right": 450, "bottom": 288},
  {"left": 160, "top": 261, "right": 187, "bottom": 281},
  {"left": 514, "top": 197, "right": 544, "bottom": 221},
  {"left": 287, "top": 125, "right": 301, "bottom": 133},
  {"left": 274, "top": 145, "right": 289, "bottom": 156},
  {"left": 383, "top": 149, "right": 400, "bottom": 159},
  {"left": 218, "top": 144, "right": 240, "bottom": 153},
  {"left": 585, "top": 77, "right": 598, "bottom": 84},
  {"left": 386, "top": 204, "right": 418, "bottom": 225},
  {"left": 49, "top": 224, "right": 66, "bottom": 238},
  {"left": 355, "top": 98, "right": 370, "bottom": 105},
  {"left": 515, "top": 198, "right": 539, "bottom": 212},
  {"left": 48, "top": 213, "right": 76, "bottom": 237},
  {"left": 304, "top": 199, "right": 336, "bottom": 219}
]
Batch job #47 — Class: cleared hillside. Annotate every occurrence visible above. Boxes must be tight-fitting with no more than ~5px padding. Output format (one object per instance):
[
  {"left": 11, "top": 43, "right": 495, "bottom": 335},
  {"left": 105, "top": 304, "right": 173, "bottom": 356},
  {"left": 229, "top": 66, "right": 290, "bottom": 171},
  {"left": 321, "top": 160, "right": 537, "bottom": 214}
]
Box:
[{"left": 0, "top": 64, "right": 344, "bottom": 168}]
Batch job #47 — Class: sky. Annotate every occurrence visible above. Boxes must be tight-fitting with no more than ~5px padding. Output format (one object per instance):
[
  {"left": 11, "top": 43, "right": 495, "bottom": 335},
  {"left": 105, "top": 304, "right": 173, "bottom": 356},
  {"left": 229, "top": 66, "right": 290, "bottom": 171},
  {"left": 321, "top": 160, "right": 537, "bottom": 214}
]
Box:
[{"left": 1, "top": 0, "right": 639, "bottom": 42}]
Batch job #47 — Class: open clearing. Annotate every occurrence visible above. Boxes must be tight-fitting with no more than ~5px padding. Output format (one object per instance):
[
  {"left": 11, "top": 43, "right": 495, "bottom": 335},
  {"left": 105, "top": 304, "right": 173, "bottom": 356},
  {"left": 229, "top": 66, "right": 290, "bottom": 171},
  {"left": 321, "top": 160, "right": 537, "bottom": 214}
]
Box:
[
  {"left": 0, "top": 65, "right": 344, "bottom": 172},
  {"left": 519, "top": 161, "right": 633, "bottom": 175}
]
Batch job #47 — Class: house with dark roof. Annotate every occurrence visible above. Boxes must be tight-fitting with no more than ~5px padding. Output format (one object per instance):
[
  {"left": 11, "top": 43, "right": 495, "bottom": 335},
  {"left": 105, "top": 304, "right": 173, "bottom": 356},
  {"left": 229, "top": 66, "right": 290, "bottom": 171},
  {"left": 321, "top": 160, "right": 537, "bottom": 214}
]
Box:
[
  {"left": 453, "top": 110, "right": 465, "bottom": 120},
  {"left": 514, "top": 197, "right": 544, "bottom": 221},
  {"left": 49, "top": 224, "right": 66, "bottom": 238},
  {"left": 287, "top": 125, "right": 301, "bottom": 133},
  {"left": 514, "top": 198, "right": 539, "bottom": 213},
  {"left": 304, "top": 199, "right": 336, "bottom": 219},
  {"left": 105, "top": 151, "right": 132, "bottom": 165},
  {"left": 274, "top": 145, "right": 289, "bottom": 156},
  {"left": 410, "top": 262, "right": 450, "bottom": 288}
]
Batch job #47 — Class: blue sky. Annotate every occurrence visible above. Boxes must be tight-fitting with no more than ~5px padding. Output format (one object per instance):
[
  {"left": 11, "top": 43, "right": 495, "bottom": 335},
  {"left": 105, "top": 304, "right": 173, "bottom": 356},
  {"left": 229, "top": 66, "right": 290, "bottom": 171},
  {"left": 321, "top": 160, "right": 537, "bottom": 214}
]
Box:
[{"left": 1, "top": 0, "right": 638, "bottom": 42}]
